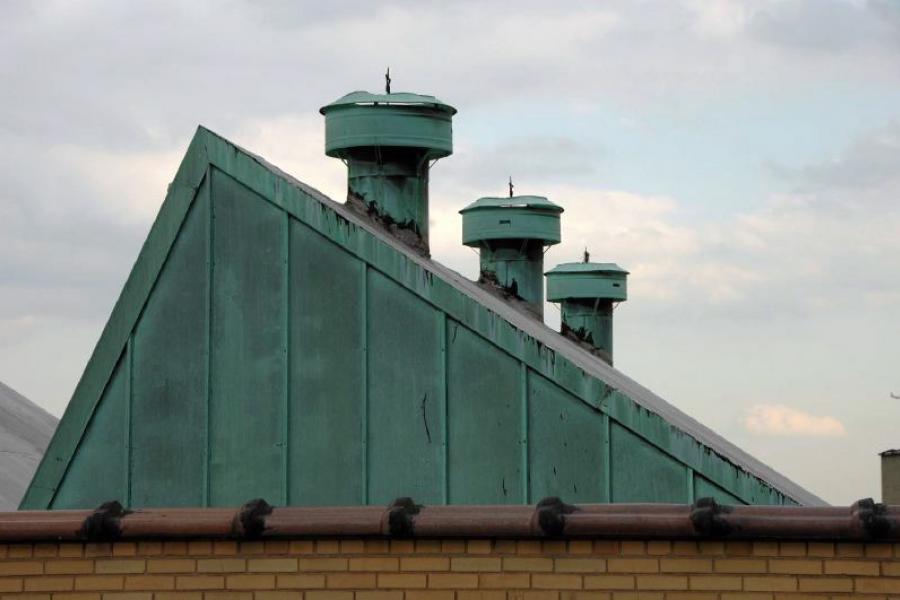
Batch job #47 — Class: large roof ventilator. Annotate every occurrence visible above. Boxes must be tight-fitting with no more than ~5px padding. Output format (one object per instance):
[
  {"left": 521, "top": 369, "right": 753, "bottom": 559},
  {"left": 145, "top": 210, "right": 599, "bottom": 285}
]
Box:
[{"left": 321, "top": 76, "right": 456, "bottom": 255}]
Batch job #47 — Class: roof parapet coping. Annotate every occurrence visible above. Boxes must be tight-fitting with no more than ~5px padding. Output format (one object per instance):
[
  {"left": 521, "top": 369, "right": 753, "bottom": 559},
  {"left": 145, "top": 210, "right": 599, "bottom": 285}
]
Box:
[{"left": 2, "top": 498, "right": 894, "bottom": 543}]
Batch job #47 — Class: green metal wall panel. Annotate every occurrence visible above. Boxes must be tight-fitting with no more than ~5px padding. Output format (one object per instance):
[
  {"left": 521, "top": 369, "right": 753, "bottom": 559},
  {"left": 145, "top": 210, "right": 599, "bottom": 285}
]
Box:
[
  {"left": 130, "top": 186, "right": 209, "bottom": 507},
  {"left": 289, "top": 220, "right": 365, "bottom": 505},
  {"left": 695, "top": 475, "right": 745, "bottom": 505},
  {"left": 208, "top": 169, "right": 287, "bottom": 506},
  {"left": 51, "top": 352, "right": 128, "bottom": 509},
  {"left": 447, "top": 321, "right": 523, "bottom": 504},
  {"left": 528, "top": 373, "right": 606, "bottom": 503},
  {"left": 366, "top": 270, "right": 444, "bottom": 504},
  {"left": 610, "top": 423, "right": 688, "bottom": 503},
  {"left": 21, "top": 134, "right": 211, "bottom": 511}
]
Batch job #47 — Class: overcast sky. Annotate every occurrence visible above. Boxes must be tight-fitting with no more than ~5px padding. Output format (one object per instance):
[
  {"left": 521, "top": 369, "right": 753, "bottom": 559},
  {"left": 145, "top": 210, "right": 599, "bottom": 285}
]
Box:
[{"left": 2, "top": 0, "right": 899, "bottom": 505}]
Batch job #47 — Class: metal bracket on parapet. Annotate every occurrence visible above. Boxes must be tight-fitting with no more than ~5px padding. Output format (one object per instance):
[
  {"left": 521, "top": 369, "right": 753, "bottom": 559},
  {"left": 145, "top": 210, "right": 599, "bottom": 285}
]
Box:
[
  {"left": 80, "top": 500, "right": 129, "bottom": 542},
  {"left": 233, "top": 498, "right": 274, "bottom": 539},
  {"left": 387, "top": 497, "right": 421, "bottom": 537},
  {"left": 536, "top": 497, "right": 576, "bottom": 537},
  {"left": 854, "top": 497, "right": 893, "bottom": 538},
  {"left": 690, "top": 497, "right": 733, "bottom": 537}
]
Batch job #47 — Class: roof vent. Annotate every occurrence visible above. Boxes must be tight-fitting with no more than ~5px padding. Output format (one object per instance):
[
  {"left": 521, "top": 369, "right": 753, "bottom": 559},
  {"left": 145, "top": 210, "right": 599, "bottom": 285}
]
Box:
[
  {"left": 320, "top": 88, "right": 457, "bottom": 254},
  {"left": 460, "top": 195, "right": 563, "bottom": 317},
  {"left": 546, "top": 260, "right": 628, "bottom": 365}
]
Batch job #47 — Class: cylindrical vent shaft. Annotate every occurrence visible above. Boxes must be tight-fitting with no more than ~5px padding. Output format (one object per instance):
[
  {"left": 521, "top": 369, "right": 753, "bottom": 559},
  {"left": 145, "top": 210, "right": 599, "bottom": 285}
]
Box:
[
  {"left": 560, "top": 299, "right": 614, "bottom": 365},
  {"left": 460, "top": 195, "right": 563, "bottom": 319},
  {"left": 478, "top": 240, "right": 547, "bottom": 317},
  {"left": 546, "top": 262, "right": 628, "bottom": 365},
  {"left": 345, "top": 148, "right": 430, "bottom": 243},
  {"left": 320, "top": 90, "right": 456, "bottom": 254}
]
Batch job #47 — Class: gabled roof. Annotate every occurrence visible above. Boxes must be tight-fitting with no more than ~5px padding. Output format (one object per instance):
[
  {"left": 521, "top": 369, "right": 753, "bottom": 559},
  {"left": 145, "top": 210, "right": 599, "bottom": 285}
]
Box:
[{"left": 22, "top": 126, "right": 825, "bottom": 509}]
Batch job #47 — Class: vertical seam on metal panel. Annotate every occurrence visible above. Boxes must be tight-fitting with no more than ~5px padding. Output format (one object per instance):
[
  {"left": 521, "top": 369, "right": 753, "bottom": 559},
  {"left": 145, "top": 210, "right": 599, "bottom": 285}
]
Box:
[
  {"left": 124, "top": 335, "right": 133, "bottom": 508},
  {"left": 282, "top": 208, "right": 290, "bottom": 506},
  {"left": 686, "top": 466, "right": 695, "bottom": 503},
  {"left": 203, "top": 167, "right": 214, "bottom": 508},
  {"left": 361, "top": 263, "right": 369, "bottom": 505},
  {"left": 440, "top": 313, "right": 449, "bottom": 505},
  {"left": 602, "top": 411, "right": 611, "bottom": 503},
  {"left": 520, "top": 362, "right": 529, "bottom": 505}
]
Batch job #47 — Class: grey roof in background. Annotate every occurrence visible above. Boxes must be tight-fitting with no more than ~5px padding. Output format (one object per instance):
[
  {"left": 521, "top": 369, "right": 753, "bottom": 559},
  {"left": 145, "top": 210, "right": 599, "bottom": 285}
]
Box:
[{"left": 0, "top": 381, "right": 57, "bottom": 509}]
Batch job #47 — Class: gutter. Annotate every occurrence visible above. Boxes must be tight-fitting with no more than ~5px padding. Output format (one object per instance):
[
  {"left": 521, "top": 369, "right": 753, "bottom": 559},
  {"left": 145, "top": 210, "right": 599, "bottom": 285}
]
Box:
[{"left": 0, "top": 497, "right": 895, "bottom": 543}]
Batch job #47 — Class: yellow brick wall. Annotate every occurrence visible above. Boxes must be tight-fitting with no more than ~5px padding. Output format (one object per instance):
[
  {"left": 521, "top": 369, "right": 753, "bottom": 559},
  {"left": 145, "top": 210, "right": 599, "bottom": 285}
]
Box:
[{"left": 0, "top": 538, "right": 899, "bottom": 599}]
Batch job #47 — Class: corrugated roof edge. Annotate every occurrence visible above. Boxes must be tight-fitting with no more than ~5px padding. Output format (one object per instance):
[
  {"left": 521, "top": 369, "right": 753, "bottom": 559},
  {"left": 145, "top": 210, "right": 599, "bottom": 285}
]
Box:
[
  {"left": 0, "top": 500, "right": 890, "bottom": 542},
  {"left": 226, "top": 129, "right": 826, "bottom": 508}
]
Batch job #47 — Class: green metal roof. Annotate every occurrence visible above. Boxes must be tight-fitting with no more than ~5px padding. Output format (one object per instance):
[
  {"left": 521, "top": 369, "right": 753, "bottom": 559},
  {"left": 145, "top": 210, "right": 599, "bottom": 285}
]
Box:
[
  {"left": 546, "top": 262, "right": 628, "bottom": 303},
  {"left": 546, "top": 262, "right": 629, "bottom": 275},
  {"left": 460, "top": 196, "right": 563, "bottom": 247},
  {"left": 20, "top": 127, "right": 825, "bottom": 511},
  {"left": 321, "top": 90, "right": 455, "bottom": 159},
  {"left": 320, "top": 91, "right": 457, "bottom": 115},
  {"left": 459, "top": 196, "right": 563, "bottom": 213}
]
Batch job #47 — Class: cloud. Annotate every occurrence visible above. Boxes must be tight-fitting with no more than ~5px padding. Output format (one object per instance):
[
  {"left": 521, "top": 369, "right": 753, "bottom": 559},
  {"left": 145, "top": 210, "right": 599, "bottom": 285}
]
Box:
[
  {"left": 769, "top": 121, "right": 900, "bottom": 194},
  {"left": 543, "top": 122, "right": 900, "bottom": 320},
  {"left": 744, "top": 404, "right": 846, "bottom": 437},
  {"left": 747, "top": 0, "right": 895, "bottom": 53},
  {"left": 683, "top": 0, "right": 751, "bottom": 38},
  {"left": 443, "top": 137, "right": 605, "bottom": 191},
  {"left": 4, "top": 0, "right": 897, "bottom": 157}
]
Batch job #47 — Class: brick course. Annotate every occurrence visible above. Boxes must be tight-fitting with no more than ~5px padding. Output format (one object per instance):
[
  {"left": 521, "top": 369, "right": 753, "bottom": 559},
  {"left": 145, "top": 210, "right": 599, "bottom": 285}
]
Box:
[{"left": 0, "top": 539, "right": 899, "bottom": 598}]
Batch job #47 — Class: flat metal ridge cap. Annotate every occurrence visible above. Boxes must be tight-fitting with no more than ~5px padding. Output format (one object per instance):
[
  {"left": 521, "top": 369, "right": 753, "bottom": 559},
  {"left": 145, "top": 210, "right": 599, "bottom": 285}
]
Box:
[{"left": 206, "top": 129, "right": 826, "bottom": 508}]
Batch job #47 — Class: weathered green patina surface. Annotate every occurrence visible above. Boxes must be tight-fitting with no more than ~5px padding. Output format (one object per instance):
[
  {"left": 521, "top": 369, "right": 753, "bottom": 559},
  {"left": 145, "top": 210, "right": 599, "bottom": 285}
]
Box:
[
  {"left": 320, "top": 91, "right": 455, "bottom": 249},
  {"left": 546, "top": 262, "right": 629, "bottom": 365},
  {"left": 461, "top": 196, "right": 562, "bottom": 317},
  {"left": 21, "top": 127, "right": 823, "bottom": 510}
]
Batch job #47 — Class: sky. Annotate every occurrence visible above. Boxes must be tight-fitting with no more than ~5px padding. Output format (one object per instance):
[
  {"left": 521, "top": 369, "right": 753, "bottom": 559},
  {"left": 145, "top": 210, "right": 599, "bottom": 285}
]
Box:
[{"left": 1, "top": 0, "right": 899, "bottom": 505}]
